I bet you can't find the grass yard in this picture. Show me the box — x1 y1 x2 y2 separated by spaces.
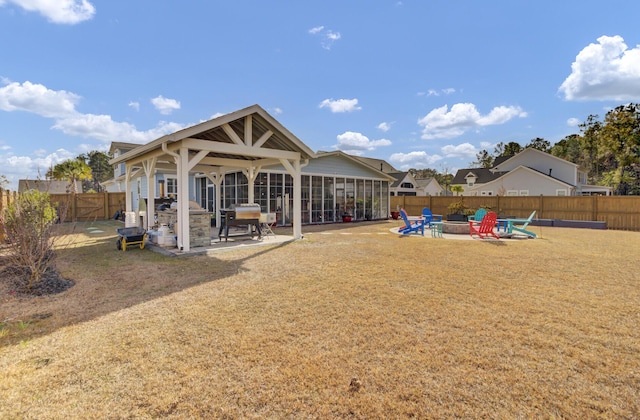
1 220 639 418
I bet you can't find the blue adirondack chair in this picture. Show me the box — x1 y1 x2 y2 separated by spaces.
422 207 443 227
399 209 425 236
507 211 537 238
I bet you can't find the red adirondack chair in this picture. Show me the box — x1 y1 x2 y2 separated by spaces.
469 211 500 240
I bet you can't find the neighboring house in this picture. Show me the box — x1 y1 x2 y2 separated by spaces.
388 172 419 196
415 177 443 196
451 148 612 196
18 179 82 194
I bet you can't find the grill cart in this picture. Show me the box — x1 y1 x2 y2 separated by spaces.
116 227 147 251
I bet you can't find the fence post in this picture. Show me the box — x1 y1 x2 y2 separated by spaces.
103 192 109 219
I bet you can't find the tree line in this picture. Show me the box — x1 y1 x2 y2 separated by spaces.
410 103 640 195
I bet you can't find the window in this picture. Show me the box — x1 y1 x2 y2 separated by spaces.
507 190 518 196
556 189 567 196
165 176 177 198
519 190 529 196
400 182 414 189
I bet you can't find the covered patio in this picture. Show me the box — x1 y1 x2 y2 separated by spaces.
109 104 316 252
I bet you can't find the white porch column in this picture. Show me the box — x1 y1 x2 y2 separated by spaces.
279 157 303 239
143 158 157 230
125 164 133 212
177 147 191 252
292 159 302 239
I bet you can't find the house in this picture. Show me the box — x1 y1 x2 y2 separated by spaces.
104 104 395 251
415 177 444 196
451 148 612 196
388 172 419 196
18 179 82 194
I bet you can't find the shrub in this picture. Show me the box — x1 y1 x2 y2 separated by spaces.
1 190 61 288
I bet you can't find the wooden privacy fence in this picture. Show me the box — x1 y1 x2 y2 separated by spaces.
49 192 126 222
0 190 126 223
391 195 640 231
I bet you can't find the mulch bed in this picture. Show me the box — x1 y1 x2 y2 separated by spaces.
0 265 75 297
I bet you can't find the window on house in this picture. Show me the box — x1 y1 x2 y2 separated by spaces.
519 190 529 196
556 189 567 196
507 190 518 196
400 182 413 188
165 176 178 198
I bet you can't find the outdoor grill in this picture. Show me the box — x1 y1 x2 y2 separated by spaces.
219 203 262 241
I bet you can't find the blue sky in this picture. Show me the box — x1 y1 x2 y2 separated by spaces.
1 1 640 190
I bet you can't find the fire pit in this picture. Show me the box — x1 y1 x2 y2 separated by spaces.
441 221 470 235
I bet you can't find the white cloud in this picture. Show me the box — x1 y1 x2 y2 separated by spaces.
319 98 361 113
272 107 283 115
567 117 580 127
377 122 391 132
424 88 456 97
441 142 478 159
0 80 186 145
0 0 95 24
335 131 391 155
0 147 77 189
559 35 640 101
308 25 341 50
151 95 180 115
53 114 183 143
418 103 527 139
128 101 140 111
0 81 79 118
389 151 443 170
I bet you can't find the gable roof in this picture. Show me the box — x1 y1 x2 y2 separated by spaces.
108 142 139 155
451 167 506 184
350 155 398 173
388 171 413 188
414 177 434 188
18 179 82 194
312 151 395 180
493 147 579 171
110 104 316 167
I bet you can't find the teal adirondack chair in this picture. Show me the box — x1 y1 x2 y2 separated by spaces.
469 208 487 222
507 211 537 238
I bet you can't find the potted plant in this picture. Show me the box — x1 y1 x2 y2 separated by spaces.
390 205 401 220
446 199 470 222
342 213 352 222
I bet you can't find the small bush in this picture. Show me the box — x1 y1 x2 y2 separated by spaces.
1 190 62 288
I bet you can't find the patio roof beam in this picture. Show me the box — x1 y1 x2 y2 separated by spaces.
181 138 300 160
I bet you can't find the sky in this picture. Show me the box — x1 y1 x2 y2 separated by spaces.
1 1 640 190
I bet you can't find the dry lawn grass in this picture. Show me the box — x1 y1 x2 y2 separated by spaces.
1 220 639 418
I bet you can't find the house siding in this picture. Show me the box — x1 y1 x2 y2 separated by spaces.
266 154 386 179
495 149 577 185
468 167 572 196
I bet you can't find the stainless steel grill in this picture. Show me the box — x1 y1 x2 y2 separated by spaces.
219 203 262 241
